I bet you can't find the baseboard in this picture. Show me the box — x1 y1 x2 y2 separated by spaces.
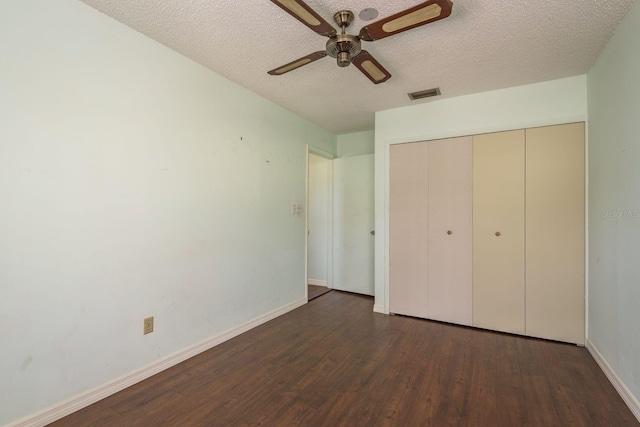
373 304 386 314
8 297 307 427
586 339 640 422
307 279 327 287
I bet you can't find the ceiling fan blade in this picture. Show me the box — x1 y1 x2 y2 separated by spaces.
352 51 391 84
270 0 337 37
268 51 328 76
359 0 453 42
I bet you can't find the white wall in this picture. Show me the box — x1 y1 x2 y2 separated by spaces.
337 130 375 157
0 1 336 424
374 76 587 312
307 154 331 285
587 0 640 412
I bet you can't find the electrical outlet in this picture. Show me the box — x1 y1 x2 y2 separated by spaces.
143 316 154 335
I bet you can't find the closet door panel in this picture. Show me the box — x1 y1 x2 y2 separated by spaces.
428 137 473 325
389 142 429 318
526 123 585 345
473 130 526 335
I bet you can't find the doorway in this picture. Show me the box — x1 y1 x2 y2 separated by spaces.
307 151 332 301
306 148 375 300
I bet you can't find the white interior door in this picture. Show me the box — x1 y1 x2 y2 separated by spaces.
332 154 375 295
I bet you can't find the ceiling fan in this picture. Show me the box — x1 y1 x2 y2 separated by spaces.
268 0 453 84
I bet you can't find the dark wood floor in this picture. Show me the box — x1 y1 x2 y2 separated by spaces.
50 291 638 426
308 284 331 300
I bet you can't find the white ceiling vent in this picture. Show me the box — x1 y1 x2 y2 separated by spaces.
408 87 441 100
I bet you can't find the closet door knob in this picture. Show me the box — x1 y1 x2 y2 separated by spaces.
495 231 501 237
447 230 453 235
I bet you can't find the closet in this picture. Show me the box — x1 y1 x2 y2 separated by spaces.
472 130 526 335
389 136 472 325
525 124 585 344
389 141 430 319
389 123 585 345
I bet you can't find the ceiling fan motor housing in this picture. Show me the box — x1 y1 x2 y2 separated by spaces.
326 34 361 66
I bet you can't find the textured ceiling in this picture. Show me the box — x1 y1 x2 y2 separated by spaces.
79 0 636 134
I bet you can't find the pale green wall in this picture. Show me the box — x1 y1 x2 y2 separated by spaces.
374 76 588 312
587 0 640 409
337 130 375 157
0 0 335 424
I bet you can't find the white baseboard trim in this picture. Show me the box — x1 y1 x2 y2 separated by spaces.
373 304 386 314
8 297 307 427
586 339 640 422
307 279 327 287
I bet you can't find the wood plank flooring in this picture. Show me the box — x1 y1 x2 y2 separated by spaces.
50 291 638 426
308 284 331 301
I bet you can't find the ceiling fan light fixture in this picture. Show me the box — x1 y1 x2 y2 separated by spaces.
382 4 442 33
337 52 351 67
408 87 441 100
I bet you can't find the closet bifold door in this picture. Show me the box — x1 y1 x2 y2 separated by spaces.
473 130 526 335
389 142 429 318
428 137 473 325
525 123 585 345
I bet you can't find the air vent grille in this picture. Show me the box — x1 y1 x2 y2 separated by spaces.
408 87 441 100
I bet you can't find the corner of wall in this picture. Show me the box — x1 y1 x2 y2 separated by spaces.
587 340 640 422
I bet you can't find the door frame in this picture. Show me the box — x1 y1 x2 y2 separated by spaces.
305 145 335 302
